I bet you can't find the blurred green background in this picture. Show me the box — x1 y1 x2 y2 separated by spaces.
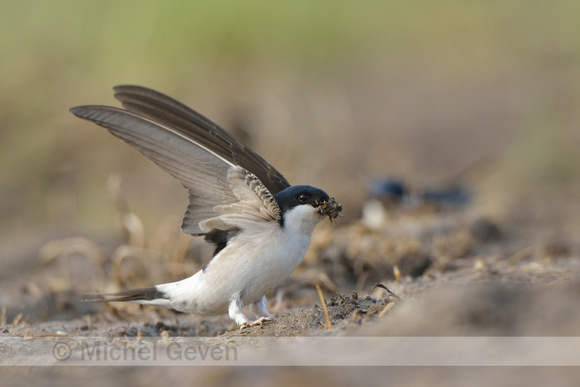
1 0 579 241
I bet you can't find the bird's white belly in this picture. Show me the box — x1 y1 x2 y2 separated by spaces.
164 227 312 315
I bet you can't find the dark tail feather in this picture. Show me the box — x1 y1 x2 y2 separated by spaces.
82 286 167 302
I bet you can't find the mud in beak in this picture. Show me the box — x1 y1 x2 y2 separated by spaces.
316 197 343 222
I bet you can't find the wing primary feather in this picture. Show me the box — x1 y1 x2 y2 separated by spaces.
112 85 291 195
69 105 236 169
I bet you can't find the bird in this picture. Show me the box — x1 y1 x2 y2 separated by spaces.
70 85 342 328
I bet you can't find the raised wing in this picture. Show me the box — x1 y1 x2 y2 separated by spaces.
70 86 290 236
112 85 291 195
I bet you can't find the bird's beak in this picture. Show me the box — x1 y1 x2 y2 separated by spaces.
316 197 342 222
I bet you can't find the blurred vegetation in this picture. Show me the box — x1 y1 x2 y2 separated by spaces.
1 1 579 238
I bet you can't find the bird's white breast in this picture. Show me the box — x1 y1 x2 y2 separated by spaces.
160 205 323 315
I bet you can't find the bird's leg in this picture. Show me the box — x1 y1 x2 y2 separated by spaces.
228 294 251 328
249 296 274 325
250 295 272 318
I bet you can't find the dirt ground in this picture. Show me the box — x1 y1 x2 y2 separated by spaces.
2 193 580 385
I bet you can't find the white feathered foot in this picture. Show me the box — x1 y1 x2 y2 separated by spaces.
229 294 274 329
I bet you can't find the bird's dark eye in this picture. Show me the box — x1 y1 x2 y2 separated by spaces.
298 193 311 202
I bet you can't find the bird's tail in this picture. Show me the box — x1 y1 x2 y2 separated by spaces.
82 286 170 306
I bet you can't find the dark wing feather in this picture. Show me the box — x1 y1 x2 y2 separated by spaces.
203 228 241 258
112 85 291 195
84 286 167 302
70 86 290 236
69 105 239 235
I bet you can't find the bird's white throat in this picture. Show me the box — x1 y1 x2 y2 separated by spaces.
282 204 325 235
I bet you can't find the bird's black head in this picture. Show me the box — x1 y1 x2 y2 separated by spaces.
274 185 342 227
274 185 330 213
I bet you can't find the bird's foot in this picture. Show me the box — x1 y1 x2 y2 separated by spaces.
253 316 274 325
239 316 274 329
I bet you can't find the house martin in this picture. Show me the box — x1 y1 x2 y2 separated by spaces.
70 86 342 327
